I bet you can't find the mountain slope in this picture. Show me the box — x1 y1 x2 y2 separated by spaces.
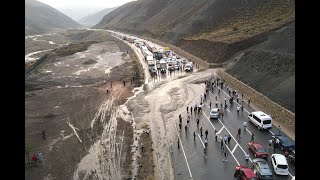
25 0 81 36
79 7 118 27
95 0 294 63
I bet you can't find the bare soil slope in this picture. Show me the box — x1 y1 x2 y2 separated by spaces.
226 21 295 112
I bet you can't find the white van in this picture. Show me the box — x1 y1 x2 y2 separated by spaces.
248 111 272 130
271 154 289 175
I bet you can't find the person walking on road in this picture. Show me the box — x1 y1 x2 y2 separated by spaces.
245 153 250 164
210 101 212 109
237 105 240 113
177 140 180 149
193 131 196 140
185 125 188 134
215 96 217 101
179 123 181 131
196 118 199 127
268 139 273 148
205 129 208 139
220 137 224 150
204 138 208 147
248 98 251 106
250 133 255 142
273 141 277 153
215 129 218 142
221 109 224 120
237 95 239 103
223 135 228 144
200 127 203 137
237 128 241 138
141 143 144 152
227 135 231 145
37 152 43 163
224 97 227 104
187 106 189 113
223 150 228 161
179 115 182 124
243 121 247 129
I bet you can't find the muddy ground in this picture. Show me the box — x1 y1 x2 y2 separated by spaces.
25 30 144 180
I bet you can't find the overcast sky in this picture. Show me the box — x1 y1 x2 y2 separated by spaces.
36 0 136 20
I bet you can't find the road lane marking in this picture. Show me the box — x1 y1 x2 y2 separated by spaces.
292 150 295 153
217 126 225 134
289 172 293 178
202 108 216 130
198 134 206 148
174 124 193 178
217 118 252 162
268 130 274 135
226 108 231 113
223 141 240 165
245 128 252 135
231 144 239 154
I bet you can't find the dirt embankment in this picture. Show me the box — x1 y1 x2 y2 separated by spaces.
25 32 145 180
217 70 295 138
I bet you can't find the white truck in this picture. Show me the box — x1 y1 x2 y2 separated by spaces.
159 59 167 73
184 62 193 72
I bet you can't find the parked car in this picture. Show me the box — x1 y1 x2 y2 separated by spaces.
271 154 289 175
247 142 268 159
252 158 273 180
270 135 295 151
234 165 257 180
209 108 220 119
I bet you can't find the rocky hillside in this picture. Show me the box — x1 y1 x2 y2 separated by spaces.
79 7 118 27
226 21 295 112
25 0 81 36
95 0 295 113
95 0 294 64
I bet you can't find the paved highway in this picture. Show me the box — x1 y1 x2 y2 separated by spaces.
171 79 295 180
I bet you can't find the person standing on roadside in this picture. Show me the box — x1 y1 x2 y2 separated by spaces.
42 129 46 140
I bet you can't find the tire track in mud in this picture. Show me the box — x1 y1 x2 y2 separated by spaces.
73 87 131 180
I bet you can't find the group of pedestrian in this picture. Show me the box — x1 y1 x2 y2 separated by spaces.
31 152 43 166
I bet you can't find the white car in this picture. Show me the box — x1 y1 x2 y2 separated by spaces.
271 154 289 175
210 108 220 119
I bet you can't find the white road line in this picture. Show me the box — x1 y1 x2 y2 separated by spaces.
245 128 252 135
223 141 240 166
216 118 253 163
202 112 216 130
268 130 274 135
231 144 239 154
226 108 231 113
217 126 225 134
292 150 295 153
174 124 193 178
289 172 293 178
198 134 206 148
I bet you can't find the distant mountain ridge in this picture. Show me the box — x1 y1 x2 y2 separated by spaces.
79 7 118 27
25 0 81 36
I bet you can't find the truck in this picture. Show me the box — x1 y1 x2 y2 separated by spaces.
159 59 167 73
167 61 175 71
154 51 163 60
146 55 153 61
184 62 193 72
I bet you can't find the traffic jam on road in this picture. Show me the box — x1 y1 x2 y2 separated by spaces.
172 79 295 180
110 31 197 79
109 31 295 180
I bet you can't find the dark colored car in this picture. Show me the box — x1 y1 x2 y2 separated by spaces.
270 135 295 151
234 165 257 180
248 142 268 159
252 158 273 180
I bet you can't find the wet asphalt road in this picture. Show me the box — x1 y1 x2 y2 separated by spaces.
171 82 295 180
